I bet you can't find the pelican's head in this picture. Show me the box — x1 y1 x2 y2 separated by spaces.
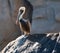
18 6 26 20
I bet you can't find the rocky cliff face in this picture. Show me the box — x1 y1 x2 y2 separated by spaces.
29 0 60 34
0 0 21 51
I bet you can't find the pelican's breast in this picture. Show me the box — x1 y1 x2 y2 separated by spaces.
19 19 30 33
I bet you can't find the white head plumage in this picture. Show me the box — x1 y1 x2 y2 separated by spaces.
18 6 26 20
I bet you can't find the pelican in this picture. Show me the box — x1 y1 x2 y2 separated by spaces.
16 0 33 35
16 7 31 35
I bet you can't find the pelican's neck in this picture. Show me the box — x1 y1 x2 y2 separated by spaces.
21 10 25 18
19 10 25 20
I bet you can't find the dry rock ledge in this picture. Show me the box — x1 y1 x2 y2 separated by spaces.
1 33 60 53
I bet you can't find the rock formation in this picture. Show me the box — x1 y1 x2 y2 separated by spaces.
1 33 60 53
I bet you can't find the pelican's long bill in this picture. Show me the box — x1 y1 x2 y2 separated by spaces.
16 11 21 25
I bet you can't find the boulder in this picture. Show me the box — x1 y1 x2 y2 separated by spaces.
1 33 60 53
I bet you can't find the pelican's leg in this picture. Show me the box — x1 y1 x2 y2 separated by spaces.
24 31 30 36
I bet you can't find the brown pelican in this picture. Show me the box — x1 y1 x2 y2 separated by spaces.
16 0 33 35
16 6 31 35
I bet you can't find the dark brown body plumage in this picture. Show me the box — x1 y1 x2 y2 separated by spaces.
19 21 30 35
